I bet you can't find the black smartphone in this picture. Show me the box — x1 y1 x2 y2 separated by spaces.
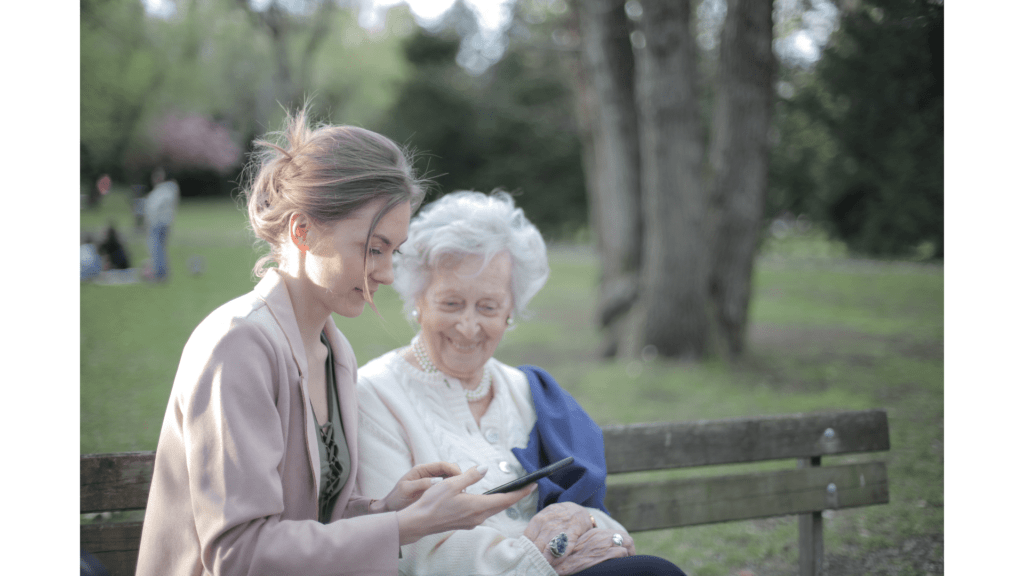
483 456 575 494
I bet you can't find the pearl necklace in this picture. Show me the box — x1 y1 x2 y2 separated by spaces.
411 336 493 403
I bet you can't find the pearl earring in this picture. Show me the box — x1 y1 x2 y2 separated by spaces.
506 316 514 326
412 310 419 319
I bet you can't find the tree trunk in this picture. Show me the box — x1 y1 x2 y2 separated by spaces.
707 0 775 357
632 0 711 360
576 0 643 358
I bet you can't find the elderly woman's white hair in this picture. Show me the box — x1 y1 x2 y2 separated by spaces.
393 190 550 322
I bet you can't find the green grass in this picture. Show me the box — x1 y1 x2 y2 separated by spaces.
81 188 943 575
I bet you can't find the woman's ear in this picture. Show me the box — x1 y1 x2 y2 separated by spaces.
288 213 311 252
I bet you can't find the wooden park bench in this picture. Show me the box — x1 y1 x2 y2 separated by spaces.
81 408 889 576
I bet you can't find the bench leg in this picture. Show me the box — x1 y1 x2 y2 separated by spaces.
798 457 823 576
799 510 823 576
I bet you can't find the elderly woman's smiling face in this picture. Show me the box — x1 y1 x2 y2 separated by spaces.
417 252 513 383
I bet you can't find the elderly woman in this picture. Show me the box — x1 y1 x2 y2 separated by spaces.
356 192 685 576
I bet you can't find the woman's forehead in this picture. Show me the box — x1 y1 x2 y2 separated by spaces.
429 252 511 293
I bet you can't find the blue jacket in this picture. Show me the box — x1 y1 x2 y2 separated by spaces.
511 365 609 513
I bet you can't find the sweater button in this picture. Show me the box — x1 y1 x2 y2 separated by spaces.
498 461 511 474
506 507 520 520
485 429 500 444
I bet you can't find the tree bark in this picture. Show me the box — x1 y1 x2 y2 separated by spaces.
708 0 775 357
632 0 711 359
576 0 643 358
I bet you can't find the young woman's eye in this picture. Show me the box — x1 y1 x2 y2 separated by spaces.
369 247 383 256
393 248 402 256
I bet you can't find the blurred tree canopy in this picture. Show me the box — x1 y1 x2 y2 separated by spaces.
80 0 942 259
769 0 943 258
382 0 588 237
81 0 410 198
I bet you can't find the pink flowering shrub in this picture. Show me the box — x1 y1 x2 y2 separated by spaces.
152 112 242 174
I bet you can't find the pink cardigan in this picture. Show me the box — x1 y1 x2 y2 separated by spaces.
136 270 400 576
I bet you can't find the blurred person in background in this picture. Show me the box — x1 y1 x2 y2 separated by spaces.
135 108 531 576
143 167 179 282
131 184 147 233
97 223 130 270
356 191 686 576
80 231 102 282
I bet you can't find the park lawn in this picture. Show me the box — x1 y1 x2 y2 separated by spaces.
81 189 943 575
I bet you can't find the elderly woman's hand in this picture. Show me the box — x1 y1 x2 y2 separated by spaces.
523 503 596 571
554 528 636 575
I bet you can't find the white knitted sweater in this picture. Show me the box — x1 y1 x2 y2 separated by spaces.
355 348 626 576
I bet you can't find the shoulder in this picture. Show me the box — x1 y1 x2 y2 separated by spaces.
356 350 403 394
491 358 534 404
176 291 286 385
190 290 276 342
492 358 528 387
360 348 403 383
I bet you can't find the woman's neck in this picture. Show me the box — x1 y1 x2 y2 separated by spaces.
278 269 331 354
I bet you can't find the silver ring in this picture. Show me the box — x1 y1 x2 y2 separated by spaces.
548 532 569 558
611 533 624 547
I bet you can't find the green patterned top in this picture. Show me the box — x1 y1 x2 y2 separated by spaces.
314 331 351 523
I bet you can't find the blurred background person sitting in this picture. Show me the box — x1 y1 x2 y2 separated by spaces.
97 223 131 270
80 232 102 282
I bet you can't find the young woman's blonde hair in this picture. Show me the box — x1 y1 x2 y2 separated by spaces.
242 107 427 286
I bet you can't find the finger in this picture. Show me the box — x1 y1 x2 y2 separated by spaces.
610 545 630 559
443 465 489 492
409 461 461 480
623 535 637 555
404 477 435 496
473 483 536 518
497 482 535 505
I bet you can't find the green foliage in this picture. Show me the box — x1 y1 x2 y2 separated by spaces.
80 0 411 196
382 7 587 239
80 0 165 184
769 0 943 259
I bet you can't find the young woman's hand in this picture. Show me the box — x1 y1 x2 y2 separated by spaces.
371 461 463 514
395 466 535 545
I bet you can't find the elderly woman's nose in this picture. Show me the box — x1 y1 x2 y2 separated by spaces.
454 310 481 337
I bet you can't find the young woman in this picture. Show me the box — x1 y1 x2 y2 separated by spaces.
135 111 532 576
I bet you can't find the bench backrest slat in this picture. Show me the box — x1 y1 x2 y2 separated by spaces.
602 409 890 473
81 522 143 576
79 411 891 513
605 461 888 531
81 452 156 513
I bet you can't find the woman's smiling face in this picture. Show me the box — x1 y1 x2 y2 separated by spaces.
416 252 513 384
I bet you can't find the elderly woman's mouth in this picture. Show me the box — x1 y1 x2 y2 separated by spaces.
448 338 482 352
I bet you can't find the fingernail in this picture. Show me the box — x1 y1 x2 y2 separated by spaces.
476 465 489 476
431 477 443 485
